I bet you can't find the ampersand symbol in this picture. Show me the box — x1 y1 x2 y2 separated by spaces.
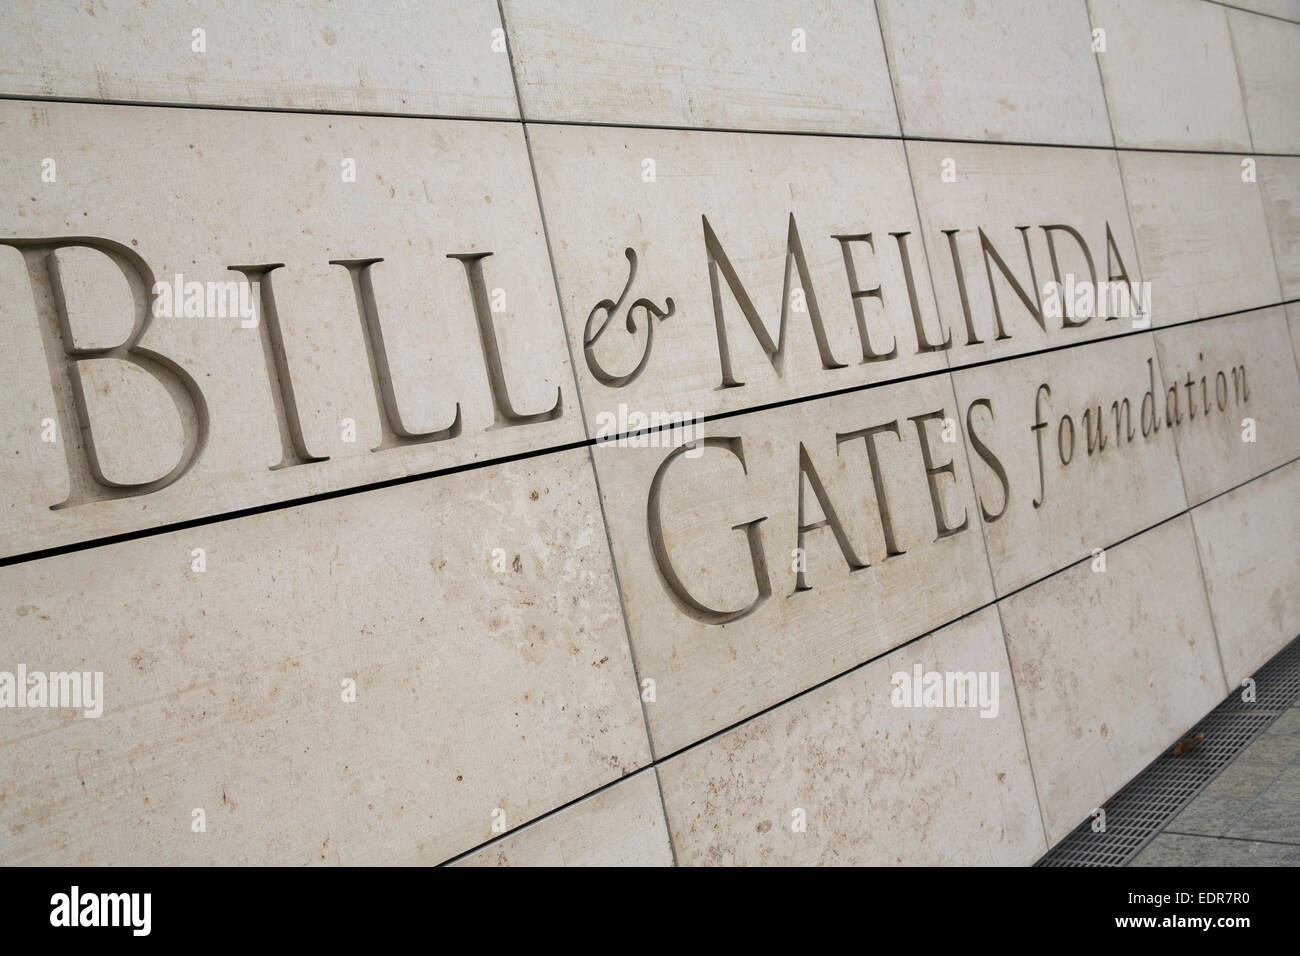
583 247 675 388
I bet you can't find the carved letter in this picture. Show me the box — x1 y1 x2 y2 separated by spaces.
979 226 1041 336
703 213 846 387
228 262 330 468
908 410 970 540
965 398 1009 523
647 437 771 625
830 233 897 362
1031 383 1051 509
941 228 984 346
583 247 674 388
4 237 208 508
835 420 906 560
790 442 868 594
330 258 462 451
1105 222 1133 283
448 252 563 428
1040 225 1096 329
892 231 951 353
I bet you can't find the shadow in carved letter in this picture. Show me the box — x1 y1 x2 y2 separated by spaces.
2 237 208 509
583 247 674 389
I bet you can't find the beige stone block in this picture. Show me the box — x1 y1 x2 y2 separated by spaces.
0 0 518 117
876 0 1111 145
501 0 899 133
454 770 673 866
1000 516 1226 845
1119 151 1280 325
530 124 949 428
1155 307 1300 504
907 140 1143 367
0 101 582 558
1223 0 1300 21
1088 0 1252 150
1259 156 1300 300
658 607 1046 865
1228 8 1300 154
952 332 1186 595
592 373 995 755
0 450 650 864
1192 460 1300 688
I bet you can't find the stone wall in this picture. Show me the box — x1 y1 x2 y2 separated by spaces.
0 0 1297 865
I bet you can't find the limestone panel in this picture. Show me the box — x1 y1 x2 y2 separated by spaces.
907 140 1143 367
1119 151 1280 326
1227 8 1300 154
876 0 1111 145
501 0 899 134
1259 156 1300 300
658 608 1046 865
1088 0 1252 150
1191 460 1300 688
1000 516 1227 845
0 0 517 117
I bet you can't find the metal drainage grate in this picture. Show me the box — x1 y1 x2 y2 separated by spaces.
1036 635 1300 867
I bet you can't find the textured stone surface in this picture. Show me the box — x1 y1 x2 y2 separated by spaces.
0 450 649 864
876 0 1111 145
1000 516 1227 844
454 771 673 866
502 0 898 134
1192 461 1300 688
0 0 518 117
1227 7 1300 154
658 607 1046 865
1119 151 1281 326
1089 0 1252 150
